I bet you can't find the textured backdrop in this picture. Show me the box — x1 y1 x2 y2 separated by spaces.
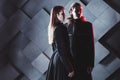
0 0 120 80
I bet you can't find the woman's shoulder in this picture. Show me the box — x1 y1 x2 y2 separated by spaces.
55 23 67 32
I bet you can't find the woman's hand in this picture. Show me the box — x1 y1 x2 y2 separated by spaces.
87 66 93 74
68 71 75 78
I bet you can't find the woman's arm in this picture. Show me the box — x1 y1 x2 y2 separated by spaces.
55 25 74 73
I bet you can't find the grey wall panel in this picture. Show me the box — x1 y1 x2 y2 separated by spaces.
36 29 49 52
21 76 30 80
99 21 120 58
100 53 117 65
98 7 120 30
7 10 31 31
23 41 42 62
0 13 6 28
32 9 49 30
0 0 120 80
22 0 70 17
44 45 53 59
104 0 120 14
9 0 28 8
0 46 9 68
9 51 42 80
104 57 120 75
87 0 109 17
18 9 49 52
39 73 47 80
7 9 49 52
22 0 45 17
8 32 42 80
0 63 19 80
21 23 49 52
93 19 109 41
8 31 30 51
43 0 70 13
106 68 120 80
0 21 19 51
32 53 49 74
83 7 96 22
0 9 30 51
0 0 17 19
92 64 109 80
106 24 120 55
80 0 91 5
95 42 109 65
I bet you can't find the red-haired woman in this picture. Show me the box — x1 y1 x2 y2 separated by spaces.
46 6 74 80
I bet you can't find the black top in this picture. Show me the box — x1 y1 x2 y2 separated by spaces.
46 23 74 80
67 19 94 68
53 23 73 72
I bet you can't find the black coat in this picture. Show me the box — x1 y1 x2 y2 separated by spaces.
67 19 95 80
46 23 73 80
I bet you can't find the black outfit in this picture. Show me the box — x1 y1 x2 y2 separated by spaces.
46 23 73 80
67 19 94 80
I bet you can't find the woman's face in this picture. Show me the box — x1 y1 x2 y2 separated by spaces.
57 9 65 22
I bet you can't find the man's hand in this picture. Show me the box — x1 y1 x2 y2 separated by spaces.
68 71 75 78
87 66 93 74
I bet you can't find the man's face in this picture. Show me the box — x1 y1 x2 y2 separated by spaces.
72 7 81 19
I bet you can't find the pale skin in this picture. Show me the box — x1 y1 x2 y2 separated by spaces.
57 9 75 78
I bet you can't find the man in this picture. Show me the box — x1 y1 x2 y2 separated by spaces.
66 2 95 80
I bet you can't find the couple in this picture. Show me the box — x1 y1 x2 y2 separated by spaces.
46 2 94 80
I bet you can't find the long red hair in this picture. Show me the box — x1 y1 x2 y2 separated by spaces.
48 6 64 44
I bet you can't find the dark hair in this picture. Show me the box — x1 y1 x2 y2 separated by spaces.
69 2 82 18
50 6 64 27
48 6 64 44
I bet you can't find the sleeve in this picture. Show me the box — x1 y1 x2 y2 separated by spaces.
88 23 95 68
55 26 73 73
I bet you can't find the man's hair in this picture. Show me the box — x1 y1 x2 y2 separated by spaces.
69 2 82 18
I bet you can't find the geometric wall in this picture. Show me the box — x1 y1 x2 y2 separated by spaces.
0 0 120 80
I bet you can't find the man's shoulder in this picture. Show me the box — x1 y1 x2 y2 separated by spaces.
83 21 92 27
83 21 92 25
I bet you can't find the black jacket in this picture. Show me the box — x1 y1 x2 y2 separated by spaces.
67 19 95 68
53 23 73 72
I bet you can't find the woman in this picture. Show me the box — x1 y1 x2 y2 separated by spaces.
46 6 74 80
